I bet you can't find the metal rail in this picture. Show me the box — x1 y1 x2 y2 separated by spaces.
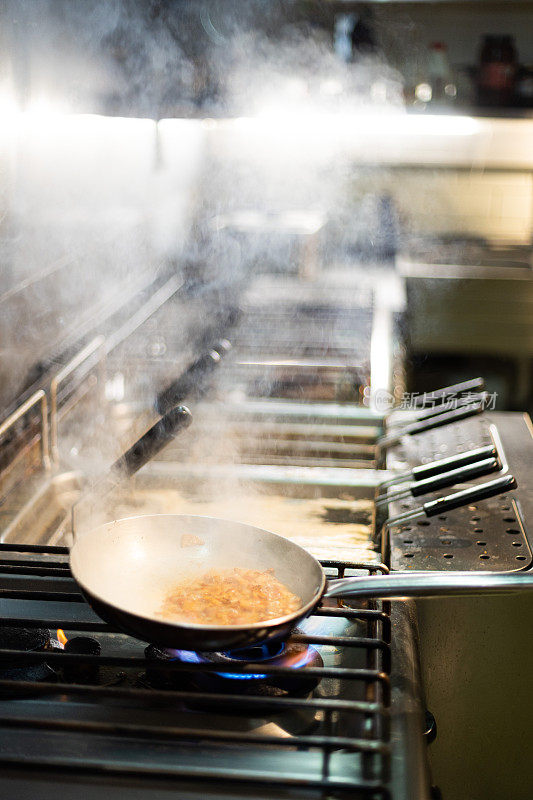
50 335 106 464
49 274 185 464
0 389 50 470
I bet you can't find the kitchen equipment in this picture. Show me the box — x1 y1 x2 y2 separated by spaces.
382 378 485 433
111 405 192 476
69 474 518 651
375 455 500 507
378 400 484 450
70 404 192 536
412 377 485 408
385 410 533 800
383 475 515 526
0 246 529 800
386 391 487 431
155 341 231 416
377 443 496 491
0 550 403 800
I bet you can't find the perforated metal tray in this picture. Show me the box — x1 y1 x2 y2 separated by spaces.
385 415 532 572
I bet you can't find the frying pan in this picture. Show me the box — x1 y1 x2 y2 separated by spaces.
70 475 533 652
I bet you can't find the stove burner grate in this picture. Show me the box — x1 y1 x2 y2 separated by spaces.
0 544 392 797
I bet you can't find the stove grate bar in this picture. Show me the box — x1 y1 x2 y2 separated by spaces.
0 565 71 576
0 544 69 554
0 678 388 714
315 608 388 619
0 559 69 569
0 589 84 602
320 560 389 573
0 647 390 684
0 619 116 632
291 633 390 652
0 754 391 797
0 713 390 753
0 591 393 616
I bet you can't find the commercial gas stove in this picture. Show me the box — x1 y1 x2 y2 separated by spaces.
0 272 532 800
0 556 409 799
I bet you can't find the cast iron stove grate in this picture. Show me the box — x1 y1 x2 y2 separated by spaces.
0 543 391 798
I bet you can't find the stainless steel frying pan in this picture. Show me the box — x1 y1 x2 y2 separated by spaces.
70 508 533 652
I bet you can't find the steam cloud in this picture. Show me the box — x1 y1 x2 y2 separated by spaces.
2 1 400 560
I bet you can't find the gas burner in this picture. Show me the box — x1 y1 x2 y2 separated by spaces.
144 639 323 698
0 627 56 684
62 636 101 684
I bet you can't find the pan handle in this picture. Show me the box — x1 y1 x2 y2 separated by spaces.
70 405 192 536
155 350 222 415
111 404 192 477
324 569 533 600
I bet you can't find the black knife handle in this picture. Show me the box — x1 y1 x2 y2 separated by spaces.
112 405 192 477
411 457 499 498
413 377 485 408
411 445 496 481
423 475 517 517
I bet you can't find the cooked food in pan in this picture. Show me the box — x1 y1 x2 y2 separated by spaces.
159 568 301 626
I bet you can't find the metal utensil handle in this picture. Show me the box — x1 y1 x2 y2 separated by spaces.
377 457 500 507
400 402 483 437
411 444 496 481
412 377 485 408
111 405 192 477
325 569 533 600
379 403 483 449
387 392 486 430
155 351 221 415
386 474 516 526
423 474 516 517
410 456 500 498
377 444 497 491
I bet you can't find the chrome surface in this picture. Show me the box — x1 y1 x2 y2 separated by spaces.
326 568 533 599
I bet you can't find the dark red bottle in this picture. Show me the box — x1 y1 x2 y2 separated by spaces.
478 35 517 107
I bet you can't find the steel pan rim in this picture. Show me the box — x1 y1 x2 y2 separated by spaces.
70 513 327 635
